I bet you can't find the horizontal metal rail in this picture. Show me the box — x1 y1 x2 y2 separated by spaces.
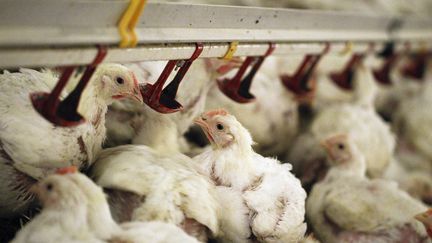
1 41 430 69
0 1 431 68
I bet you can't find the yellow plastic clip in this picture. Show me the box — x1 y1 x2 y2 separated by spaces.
339 41 353 56
220 41 239 60
129 0 147 47
118 0 147 48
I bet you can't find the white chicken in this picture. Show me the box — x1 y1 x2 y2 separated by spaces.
105 59 230 154
287 63 395 189
11 172 101 243
68 168 200 243
388 75 432 207
307 134 429 243
372 57 432 197
0 64 142 217
12 169 199 243
193 109 307 243
90 145 219 242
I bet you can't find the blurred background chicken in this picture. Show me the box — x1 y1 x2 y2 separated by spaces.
11 170 98 243
393 63 432 172
383 157 432 205
12 169 200 243
307 134 428 243
287 62 395 190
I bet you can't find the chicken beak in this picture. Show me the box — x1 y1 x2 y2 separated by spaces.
415 212 428 224
130 85 144 104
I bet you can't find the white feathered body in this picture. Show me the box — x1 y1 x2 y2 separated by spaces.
90 145 219 242
66 171 201 243
308 173 429 243
112 221 200 243
312 104 395 177
194 147 307 243
307 137 429 243
11 204 99 243
12 172 199 243
383 157 432 204
287 64 395 180
0 69 106 216
288 104 395 182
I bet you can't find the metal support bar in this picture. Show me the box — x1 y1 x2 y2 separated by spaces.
0 1 432 47
0 1 431 68
1 41 430 69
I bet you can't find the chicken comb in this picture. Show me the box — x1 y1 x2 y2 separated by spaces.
205 108 229 117
56 166 78 175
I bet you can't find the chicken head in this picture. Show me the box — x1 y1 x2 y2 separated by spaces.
95 64 143 103
321 134 353 165
30 173 84 209
194 108 253 149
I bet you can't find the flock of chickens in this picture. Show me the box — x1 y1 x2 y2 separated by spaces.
0 44 431 243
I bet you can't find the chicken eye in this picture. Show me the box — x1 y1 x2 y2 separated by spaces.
116 77 125 85
216 124 224 130
46 183 53 192
337 143 345 150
